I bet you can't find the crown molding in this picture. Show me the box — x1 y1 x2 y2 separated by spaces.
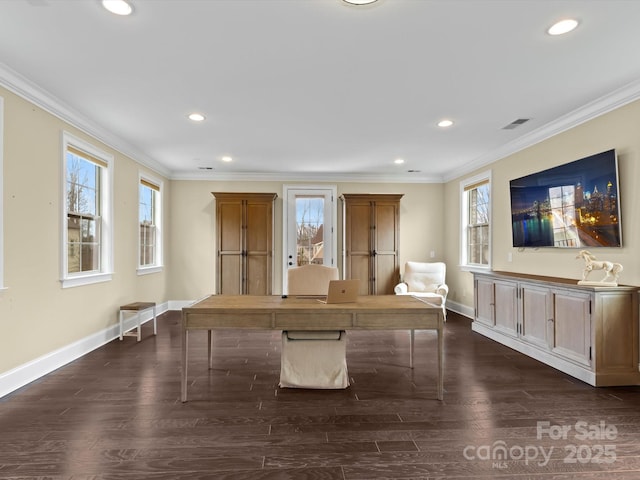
169 170 443 184
0 62 170 178
443 78 640 183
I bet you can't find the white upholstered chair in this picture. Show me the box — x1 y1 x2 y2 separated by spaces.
279 264 349 389
394 261 448 313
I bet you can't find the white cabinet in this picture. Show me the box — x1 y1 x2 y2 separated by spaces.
473 271 640 387
493 279 519 338
520 283 552 350
474 276 495 327
551 290 592 368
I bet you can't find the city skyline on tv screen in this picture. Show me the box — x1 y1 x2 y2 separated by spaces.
510 149 621 248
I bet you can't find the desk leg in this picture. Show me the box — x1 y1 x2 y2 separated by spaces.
181 327 189 403
208 330 213 369
437 321 443 401
136 312 142 342
409 330 414 369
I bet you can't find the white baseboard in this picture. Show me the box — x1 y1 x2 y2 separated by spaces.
4 295 467 399
168 299 200 310
0 301 169 399
446 299 474 319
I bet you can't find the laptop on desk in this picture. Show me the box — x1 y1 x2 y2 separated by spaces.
317 279 360 304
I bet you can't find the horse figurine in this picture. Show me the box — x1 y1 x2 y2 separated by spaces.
576 250 623 285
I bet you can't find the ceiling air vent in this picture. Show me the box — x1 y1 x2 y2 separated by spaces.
502 118 531 130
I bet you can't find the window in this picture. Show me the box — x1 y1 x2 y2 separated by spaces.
461 171 491 269
0 96 4 291
61 132 113 288
138 175 163 274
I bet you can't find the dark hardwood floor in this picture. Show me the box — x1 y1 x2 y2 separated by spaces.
1 310 640 479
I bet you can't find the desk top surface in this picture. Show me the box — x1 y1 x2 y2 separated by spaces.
183 294 441 314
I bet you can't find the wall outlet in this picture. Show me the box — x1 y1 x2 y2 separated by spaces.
430 250 435 258
507 252 513 262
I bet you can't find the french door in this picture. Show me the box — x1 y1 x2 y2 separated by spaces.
282 185 337 294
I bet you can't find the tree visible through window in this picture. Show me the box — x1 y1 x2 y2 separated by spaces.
461 173 491 268
139 179 159 267
468 182 490 265
66 149 101 274
295 196 324 265
62 133 112 288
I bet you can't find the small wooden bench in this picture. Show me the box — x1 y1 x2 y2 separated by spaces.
119 302 157 341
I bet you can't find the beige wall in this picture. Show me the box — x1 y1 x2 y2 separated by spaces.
0 87 170 374
4 77 638 386
444 98 640 311
168 181 444 299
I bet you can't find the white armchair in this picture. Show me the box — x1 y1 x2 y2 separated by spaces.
279 264 349 389
395 261 448 317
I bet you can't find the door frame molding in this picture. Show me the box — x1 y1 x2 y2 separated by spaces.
282 184 338 294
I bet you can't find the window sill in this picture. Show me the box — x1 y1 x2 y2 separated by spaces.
61 272 113 289
137 265 163 276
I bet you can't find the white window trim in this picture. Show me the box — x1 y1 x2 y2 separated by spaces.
0 96 5 292
60 131 114 288
137 172 163 275
460 170 492 272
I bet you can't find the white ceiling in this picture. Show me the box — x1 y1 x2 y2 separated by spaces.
1 0 640 182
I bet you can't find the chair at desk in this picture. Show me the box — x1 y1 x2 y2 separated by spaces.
279 264 349 389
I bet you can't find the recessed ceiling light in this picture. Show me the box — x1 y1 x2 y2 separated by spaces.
221 156 233 163
394 158 405 165
437 119 454 128
342 0 378 5
102 0 133 16
188 113 205 122
547 19 579 36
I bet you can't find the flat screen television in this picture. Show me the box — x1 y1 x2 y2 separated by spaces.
509 149 621 248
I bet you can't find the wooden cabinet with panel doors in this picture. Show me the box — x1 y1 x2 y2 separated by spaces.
473 271 640 387
212 192 277 295
341 194 403 295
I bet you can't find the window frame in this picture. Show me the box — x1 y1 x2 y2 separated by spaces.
0 96 4 292
460 170 492 271
137 172 163 275
61 132 114 288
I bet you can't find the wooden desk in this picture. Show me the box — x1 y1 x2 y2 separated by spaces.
181 295 444 402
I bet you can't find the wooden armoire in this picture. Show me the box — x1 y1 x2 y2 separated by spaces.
212 192 277 295
341 194 403 295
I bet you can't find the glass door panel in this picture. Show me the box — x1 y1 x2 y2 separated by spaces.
283 185 337 293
